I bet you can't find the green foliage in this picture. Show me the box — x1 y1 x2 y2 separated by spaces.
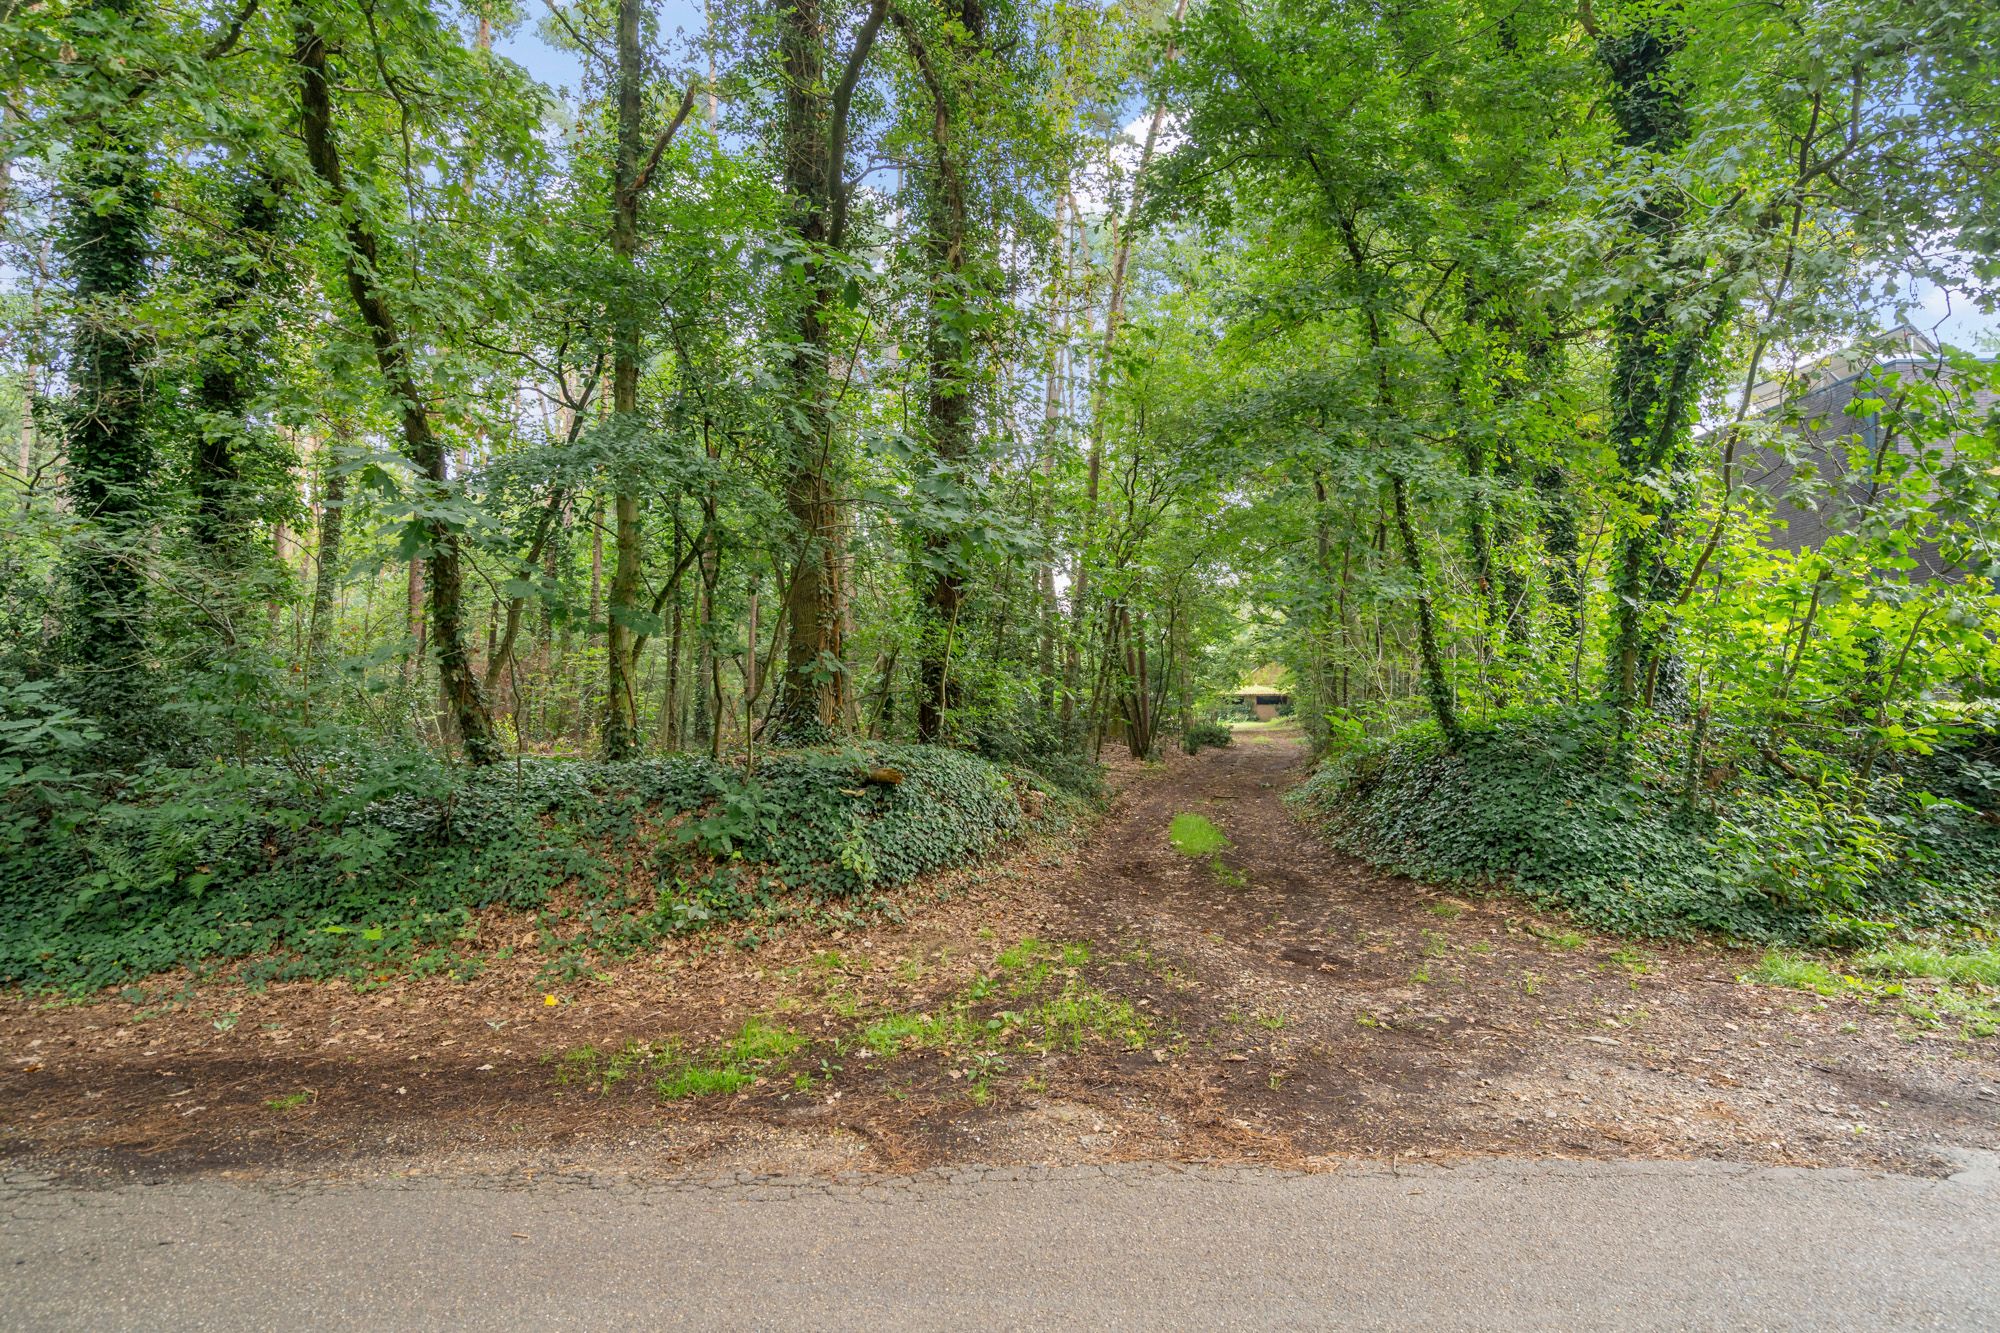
1292 708 2000 943
1743 948 2000 1038
1182 720 1234 754
0 742 1068 993
1168 813 1228 858
2 0 1997 996
968 715 1103 797
553 1018 808 1099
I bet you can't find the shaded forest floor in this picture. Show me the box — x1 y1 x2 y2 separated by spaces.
4 727 1996 1183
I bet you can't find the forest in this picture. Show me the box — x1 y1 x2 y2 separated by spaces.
1 0 1997 993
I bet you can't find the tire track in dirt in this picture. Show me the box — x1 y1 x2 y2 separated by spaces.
1042 728 2000 1174
3 728 1995 1181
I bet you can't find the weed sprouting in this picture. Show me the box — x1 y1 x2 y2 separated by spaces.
1168 814 1246 888
1169 813 1228 857
552 1018 806 1101
1607 946 1654 974
1743 949 1999 1040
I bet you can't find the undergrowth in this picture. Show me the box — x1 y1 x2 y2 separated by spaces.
1168 812 1245 888
554 937 1157 1106
0 743 1095 994
1290 706 2000 945
1182 720 1233 754
1743 948 1999 1039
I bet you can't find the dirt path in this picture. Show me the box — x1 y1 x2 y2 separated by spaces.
3 730 1995 1181
1035 729 1999 1172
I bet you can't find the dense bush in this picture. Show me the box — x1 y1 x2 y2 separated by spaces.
967 712 1104 797
0 742 1082 993
1183 720 1234 754
1290 707 2000 944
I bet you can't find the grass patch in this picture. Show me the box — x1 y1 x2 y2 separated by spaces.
1169 813 1228 857
1606 946 1654 974
1743 948 1999 1039
552 1017 807 1101
858 1009 976 1056
1168 813 1245 888
1853 944 2000 987
264 1091 314 1112
556 936 1162 1110
846 938 1156 1100
1743 952 1848 995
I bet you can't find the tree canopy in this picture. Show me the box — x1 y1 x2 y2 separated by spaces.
2 0 1998 962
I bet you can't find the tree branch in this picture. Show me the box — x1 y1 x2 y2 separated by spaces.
628 79 701 199
203 0 260 61
827 0 889 250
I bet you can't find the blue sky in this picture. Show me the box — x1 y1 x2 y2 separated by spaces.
488 11 1998 355
493 2 708 101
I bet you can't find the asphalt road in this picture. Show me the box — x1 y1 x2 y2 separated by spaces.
5 1154 1999 1330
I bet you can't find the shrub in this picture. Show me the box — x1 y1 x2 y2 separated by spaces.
967 712 1102 796
1288 706 2000 943
0 742 1081 993
1183 720 1234 754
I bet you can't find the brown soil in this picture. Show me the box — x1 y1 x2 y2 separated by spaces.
4 728 1996 1183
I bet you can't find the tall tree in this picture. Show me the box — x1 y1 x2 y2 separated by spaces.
1591 3 1709 722
768 0 888 739
53 0 159 743
188 168 286 579
602 0 697 759
891 0 982 742
291 11 501 764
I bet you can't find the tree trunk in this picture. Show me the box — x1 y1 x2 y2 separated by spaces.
602 0 647 759
769 0 886 739
306 431 346 683
293 15 499 763
56 0 157 743
1391 474 1462 746
191 170 283 572
1595 16 1709 724
893 5 978 743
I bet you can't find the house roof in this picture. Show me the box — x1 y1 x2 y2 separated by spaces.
1733 345 1995 582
